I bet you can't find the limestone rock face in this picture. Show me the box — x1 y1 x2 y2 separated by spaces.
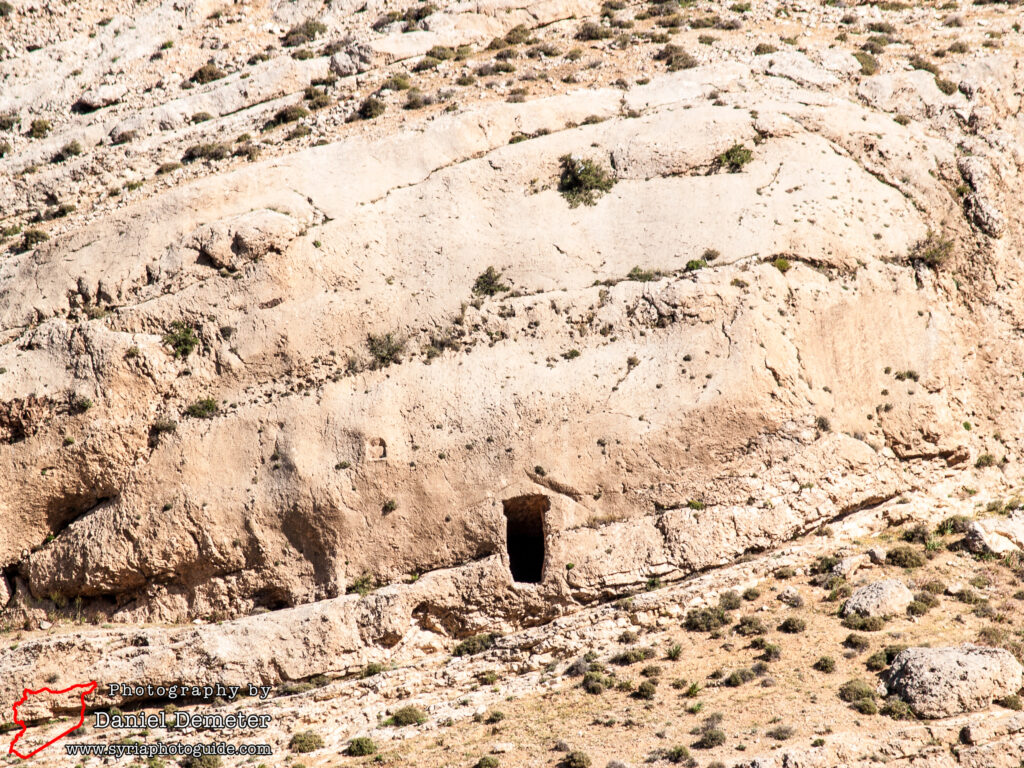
887 645 1024 718
188 209 303 270
329 40 375 77
964 513 1024 556
841 580 914 618
74 84 128 112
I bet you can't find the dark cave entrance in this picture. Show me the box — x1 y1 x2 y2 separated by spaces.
503 495 549 583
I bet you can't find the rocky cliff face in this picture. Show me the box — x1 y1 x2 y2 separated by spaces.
2 0 1024 764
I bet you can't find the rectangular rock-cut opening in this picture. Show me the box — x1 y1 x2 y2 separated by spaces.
503 494 549 583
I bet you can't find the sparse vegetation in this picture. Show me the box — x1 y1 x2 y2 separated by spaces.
453 633 497 656
473 267 510 296
714 144 753 173
558 155 616 207
191 63 227 84
387 705 427 727
162 322 199 358
346 737 377 756
366 332 406 369
283 18 327 47
288 731 324 753
185 398 219 419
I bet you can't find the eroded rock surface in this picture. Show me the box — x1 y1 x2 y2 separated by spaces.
842 580 914 618
888 645 1024 718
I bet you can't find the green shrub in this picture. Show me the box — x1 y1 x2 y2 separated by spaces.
288 731 324 753
182 143 229 162
191 63 227 84
842 614 886 632
852 698 878 715
383 73 412 91
887 546 926 568
865 651 887 671
907 231 953 268
576 21 612 40
778 617 806 634
694 728 726 748
735 615 767 636
715 144 753 173
611 647 655 665
185 398 219 419
813 656 835 673
283 18 327 47
772 257 791 273
563 751 591 768
162 322 199 358
265 104 308 130
476 758 500 768
582 670 613 694
654 44 696 71
665 745 690 763
635 679 657 699
766 725 794 740
627 266 659 281
853 51 879 75
388 705 427 726
724 668 755 687
936 516 970 536
558 155 616 208
754 43 777 55
997 694 1023 710
718 590 741 610
357 97 386 120
666 643 682 660
844 633 871 651
473 267 510 296
348 573 376 596
838 678 876 704
28 119 51 138
21 229 49 251
453 633 496 656
157 162 183 175
880 697 915 719
743 587 761 601
366 332 405 369
346 737 376 756
52 140 83 163
685 607 728 632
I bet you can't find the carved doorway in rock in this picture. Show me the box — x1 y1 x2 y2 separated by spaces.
503 494 549 583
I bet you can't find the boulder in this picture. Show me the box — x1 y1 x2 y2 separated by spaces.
777 586 804 607
841 580 913 617
762 51 840 88
330 40 374 77
833 554 868 578
74 84 128 112
888 645 1023 718
0 574 10 608
189 209 300 270
964 512 1024 556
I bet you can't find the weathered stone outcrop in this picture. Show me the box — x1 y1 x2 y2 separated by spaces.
888 645 1024 718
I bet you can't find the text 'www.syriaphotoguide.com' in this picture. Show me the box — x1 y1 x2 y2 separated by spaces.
65 742 272 758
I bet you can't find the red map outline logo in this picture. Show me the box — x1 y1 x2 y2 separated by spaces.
7 681 98 759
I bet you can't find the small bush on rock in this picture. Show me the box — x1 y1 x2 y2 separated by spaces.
558 155 616 207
